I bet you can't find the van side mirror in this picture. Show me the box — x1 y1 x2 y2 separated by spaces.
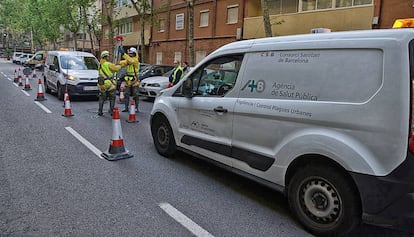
182 79 193 98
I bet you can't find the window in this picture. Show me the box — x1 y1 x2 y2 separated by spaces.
227 5 238 24
76 33 86 40
268 0 299 14
158 19 166 32
187 55 243 97
176 13 184 30
156 52 163 64
119 21 133 34
174 52 182 64
299 0 372 11
200 10 209 27
115 0 129 8
196 51 206 64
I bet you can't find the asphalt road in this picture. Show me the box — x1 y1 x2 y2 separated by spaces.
0 59 412 237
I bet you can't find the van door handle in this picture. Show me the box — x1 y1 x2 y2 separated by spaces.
214 106 228 113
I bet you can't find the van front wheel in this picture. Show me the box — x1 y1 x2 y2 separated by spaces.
288 165 361 237
151 116 176 157
57 83 65 101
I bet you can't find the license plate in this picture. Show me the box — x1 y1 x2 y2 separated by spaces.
84 86 98 91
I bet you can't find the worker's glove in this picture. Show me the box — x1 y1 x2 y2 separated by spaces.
118 46 125 55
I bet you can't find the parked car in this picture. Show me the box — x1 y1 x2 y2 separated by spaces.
138 67 194 98
15 53 33 65
138 64 174 80
138 68 174 98
44 50 99 100
24 50 46 69
12 52 23 63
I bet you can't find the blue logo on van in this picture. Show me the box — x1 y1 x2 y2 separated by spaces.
242 80 265 93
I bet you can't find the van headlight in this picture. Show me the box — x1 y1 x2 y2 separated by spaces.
66 75 77 81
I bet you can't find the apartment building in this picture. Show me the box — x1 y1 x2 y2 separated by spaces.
149 0 244 65
99 0 414 65
244 0 374 38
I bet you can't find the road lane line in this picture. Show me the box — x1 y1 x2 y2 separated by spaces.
34 101 52 113
65 127 104 160
159 202 214 237
13 83 18 87
21 90 30 96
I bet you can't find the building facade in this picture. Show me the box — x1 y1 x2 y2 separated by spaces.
99 0 414 65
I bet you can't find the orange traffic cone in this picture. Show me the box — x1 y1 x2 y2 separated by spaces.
34 79 46 101
13 69 19 83
24 74 31 90
62 91 74 117
101 107 133 161
126 100 138 123
32 68 37 78
119 86 125 103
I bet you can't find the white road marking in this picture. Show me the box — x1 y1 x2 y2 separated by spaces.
21 90 30 96
159 202 214 237
65 127 104 159
13 83 19 87
34 101 52 114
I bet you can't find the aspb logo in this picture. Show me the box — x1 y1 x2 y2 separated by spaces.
241 80 265 93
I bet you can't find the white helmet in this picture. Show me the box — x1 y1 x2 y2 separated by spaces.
128 47 137 54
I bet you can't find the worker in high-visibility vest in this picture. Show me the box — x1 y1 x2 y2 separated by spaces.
169 60 184 86
119 47 140 112
97 50 121 116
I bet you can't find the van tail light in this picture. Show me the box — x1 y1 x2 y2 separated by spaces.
410 79 414 153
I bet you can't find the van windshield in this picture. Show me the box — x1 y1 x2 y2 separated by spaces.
60 56 99 70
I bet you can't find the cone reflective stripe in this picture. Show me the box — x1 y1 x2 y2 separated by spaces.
101 107 133 161
35 79 46 101
24 74 31 90
126 100 138 123
119 87 125 102
62 91 74 117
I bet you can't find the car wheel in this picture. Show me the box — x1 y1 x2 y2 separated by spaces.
288 164 361 237
57 83 65 101
151 115 176 157
44 78 51 93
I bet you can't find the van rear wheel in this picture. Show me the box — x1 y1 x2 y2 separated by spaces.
151 116 176 157
288 164 361 237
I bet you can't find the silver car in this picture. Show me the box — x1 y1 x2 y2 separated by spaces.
138 68 175 98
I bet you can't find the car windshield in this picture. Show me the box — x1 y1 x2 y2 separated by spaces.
60 56 98 70
163 68 175 77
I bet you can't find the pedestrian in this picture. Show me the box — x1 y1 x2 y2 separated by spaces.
119 47 140 112
169 60 184 86
97 50 121 116
182 61 191 75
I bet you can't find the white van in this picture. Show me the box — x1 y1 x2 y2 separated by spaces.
12 52 23 64
44 51 99 100
150 29 414 236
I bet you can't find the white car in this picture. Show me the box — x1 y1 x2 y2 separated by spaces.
138 67 193 98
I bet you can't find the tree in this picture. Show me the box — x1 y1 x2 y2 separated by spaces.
187 0 194 66
261 0 272 37
129 0 152 62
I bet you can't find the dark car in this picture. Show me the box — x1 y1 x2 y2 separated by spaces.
138 64 174 80
116 63 150 92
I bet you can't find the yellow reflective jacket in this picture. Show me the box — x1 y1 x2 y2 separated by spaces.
98 59 121 92
120 54 140 87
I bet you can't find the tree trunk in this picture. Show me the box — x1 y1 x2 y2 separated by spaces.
187 0 194 66
261 0 272 37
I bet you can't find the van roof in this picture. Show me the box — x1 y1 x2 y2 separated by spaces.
211 29 414 56
47 50 96 57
